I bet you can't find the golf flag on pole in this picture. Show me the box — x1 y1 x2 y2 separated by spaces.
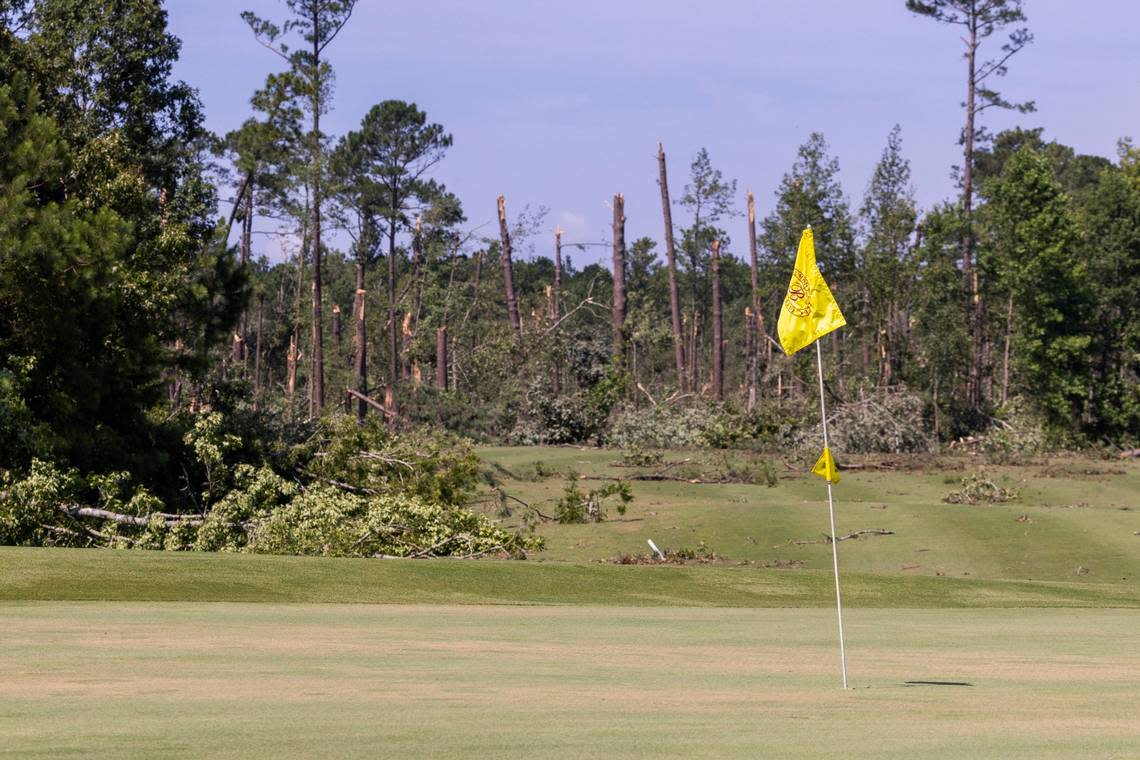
812 447 840 484
777 227 846 356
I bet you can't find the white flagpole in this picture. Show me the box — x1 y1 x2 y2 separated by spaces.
815 339 849 689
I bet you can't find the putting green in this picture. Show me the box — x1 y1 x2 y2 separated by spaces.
2 603 1137 759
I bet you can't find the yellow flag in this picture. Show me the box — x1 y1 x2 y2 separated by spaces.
812 447 840 484
777 227 846 355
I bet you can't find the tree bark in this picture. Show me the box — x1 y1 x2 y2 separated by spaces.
551 226 563 394
497 195 522 339
436 326 448 390
386 189 400 415
746 191 763 409
332 304 342 347
710 239 724 402
1001 293 1013 405
657 143 686 391
611 192 627 368
354 261 368 422
308 19 325 419
253 295 263 409
406 216 425 379
963 13 980 408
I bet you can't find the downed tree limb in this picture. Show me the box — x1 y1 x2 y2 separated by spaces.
60 505 205 528
345 388 397 419
1119 448 1140 459
781 529 895 546
582 474 700 483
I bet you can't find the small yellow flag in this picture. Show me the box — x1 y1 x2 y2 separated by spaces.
777 227 846 355
812 447 840 484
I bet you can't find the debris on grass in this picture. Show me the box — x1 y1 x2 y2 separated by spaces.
943 473 1019 504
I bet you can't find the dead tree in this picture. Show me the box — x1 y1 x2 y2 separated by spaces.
552 226 563 393
332 304 342 347
353 270 367 422
657 142 686 391
611 193 627 368
746 191 765 409
711 239 724 402
497 195 522 339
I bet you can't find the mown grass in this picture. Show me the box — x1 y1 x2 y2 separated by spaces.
2 546 1137 608
2 603 1137 759
3 449 1138 758
477 446 1140 585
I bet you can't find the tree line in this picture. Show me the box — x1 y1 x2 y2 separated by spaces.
1 1 1138 548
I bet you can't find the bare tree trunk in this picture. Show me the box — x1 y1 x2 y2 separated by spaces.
436 326 448 390
253 295 263 409
234 184 253 369
963 15 980 408
1001 293 1013 406
657 143 686 391
353 262 367 422
406 217 424 379
711 239 724 402
332 304 341 348
497 196 522 339
309 138 324 415
611 192 627 368
552 226 563 394
287 330 298 403
386 199 399 415
746 191 762 409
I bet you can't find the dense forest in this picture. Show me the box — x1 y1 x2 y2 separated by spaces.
1 0 1137 555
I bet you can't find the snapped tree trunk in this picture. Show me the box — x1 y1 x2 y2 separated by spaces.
309 114 325 417
746 190 762 409
551 226 563 394
611 192 627 369
353 261 368 422
962 15 980 408
332 304 342 348
497 195 522 339
657 143 686 391
386 195 399 414
711 239 724 402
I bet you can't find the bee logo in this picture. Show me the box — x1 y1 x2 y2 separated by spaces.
784 268 813 318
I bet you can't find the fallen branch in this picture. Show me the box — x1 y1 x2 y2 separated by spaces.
345 388 397 419
59 505 204 528
1119 448 1140 459
785 529 895 546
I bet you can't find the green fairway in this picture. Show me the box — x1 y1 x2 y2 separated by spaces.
477 447 1140 584
3 547 1138 608
3 449 1138 758
2 603 1137 759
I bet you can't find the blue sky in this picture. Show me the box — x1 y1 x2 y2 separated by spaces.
168 0 1140 263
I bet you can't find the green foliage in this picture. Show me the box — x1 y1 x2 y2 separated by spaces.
0 459 78 546
298 417 481 507
554 473 632 524
983 146 1091 437
248 489 540 558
